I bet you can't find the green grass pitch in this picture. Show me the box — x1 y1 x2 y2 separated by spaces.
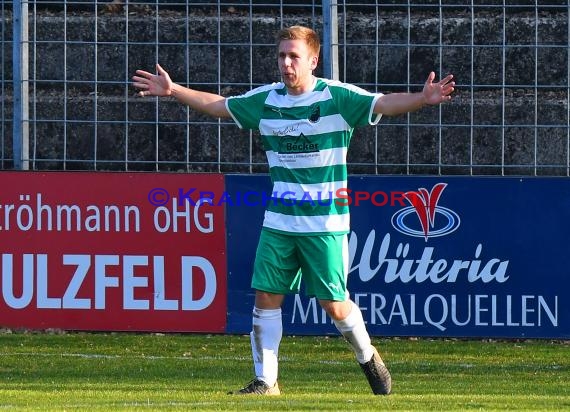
0 331 568 411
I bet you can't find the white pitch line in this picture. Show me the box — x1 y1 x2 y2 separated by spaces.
4 352 561 370
0 351 348 364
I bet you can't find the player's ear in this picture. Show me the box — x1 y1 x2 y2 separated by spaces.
310 55 319 70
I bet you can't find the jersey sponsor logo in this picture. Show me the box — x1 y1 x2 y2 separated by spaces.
272 123 300 136
278 133 320 154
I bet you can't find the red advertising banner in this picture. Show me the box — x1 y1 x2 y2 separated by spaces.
0 171 227 332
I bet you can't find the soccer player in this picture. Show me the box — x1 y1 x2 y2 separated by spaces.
133 25 455 395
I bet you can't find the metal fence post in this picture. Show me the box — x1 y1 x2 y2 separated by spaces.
12 0 29 170
322 0 339 80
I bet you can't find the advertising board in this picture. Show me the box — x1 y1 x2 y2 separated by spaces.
226 174 569 338
0 172 227 332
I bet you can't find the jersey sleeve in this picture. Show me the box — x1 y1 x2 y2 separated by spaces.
328 82 383 128
225 84 276 130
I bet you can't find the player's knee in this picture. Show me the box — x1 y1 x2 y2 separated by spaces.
254 290 284 309
319 299 351 321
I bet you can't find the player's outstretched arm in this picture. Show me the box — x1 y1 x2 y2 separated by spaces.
374 71 455 116
132 63 231 118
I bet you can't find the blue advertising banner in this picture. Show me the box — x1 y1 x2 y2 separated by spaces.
225 175 570 339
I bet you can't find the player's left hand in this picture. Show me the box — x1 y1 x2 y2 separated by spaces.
423 72 455 105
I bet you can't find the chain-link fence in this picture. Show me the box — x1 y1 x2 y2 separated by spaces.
2 1 569 175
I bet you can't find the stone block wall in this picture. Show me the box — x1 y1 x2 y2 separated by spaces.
2 5 568 175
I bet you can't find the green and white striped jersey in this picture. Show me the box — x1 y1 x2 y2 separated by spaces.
226 77 383 235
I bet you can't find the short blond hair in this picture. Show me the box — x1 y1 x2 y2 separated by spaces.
276 26 321 56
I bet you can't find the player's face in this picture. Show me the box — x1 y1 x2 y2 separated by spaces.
278 39 318 95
